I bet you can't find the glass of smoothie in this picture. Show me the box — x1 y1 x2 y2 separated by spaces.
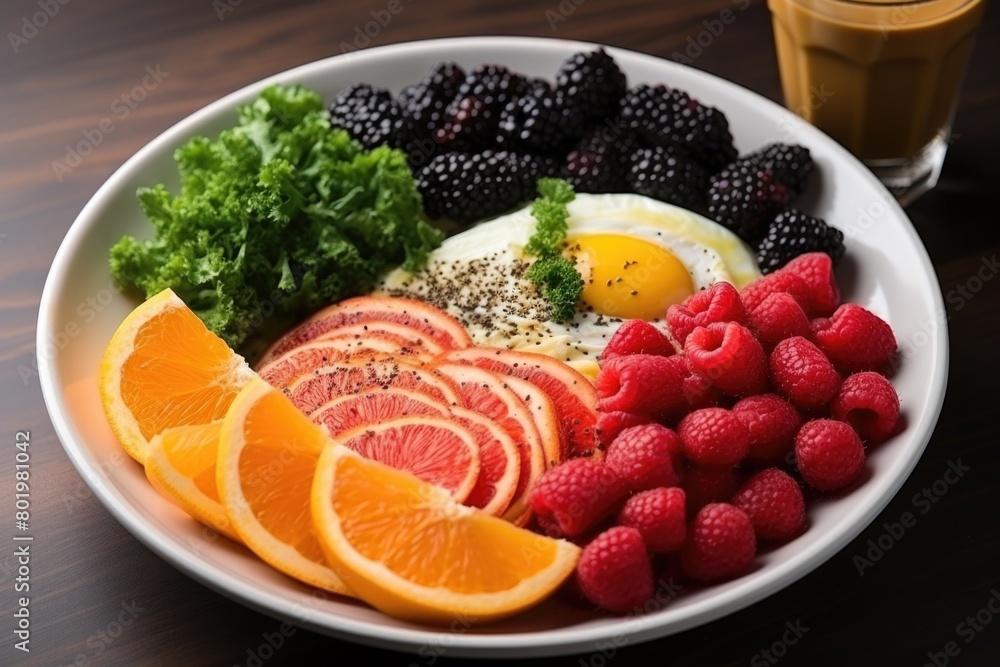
767 0 985 205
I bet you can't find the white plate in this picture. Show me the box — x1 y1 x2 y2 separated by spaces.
37 36 948 657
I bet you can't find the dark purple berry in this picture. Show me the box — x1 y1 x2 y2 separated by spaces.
417 151 532 223
497 87 586 154
707 162 789 241
398 62 466 135
743 143 814 199
434 96 499 152
328 84 414 152
564 126 633 193
627 145 710 210
555 48 627 121
756 209 845 274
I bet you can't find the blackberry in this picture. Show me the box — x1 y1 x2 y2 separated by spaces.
627 145 710 210
619 84 737 172
743 143 814 198
564 126 633 193
417 151 531 224
706 162 789 241
398 62 466 135
497 87 587 154
522 153 564 182
328 84 413 151
756 210 845 274
455 64 530 113
434 96 499 152
555 48 627 121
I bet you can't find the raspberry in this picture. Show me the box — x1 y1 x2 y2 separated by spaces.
678 407 750 467
732 394 802 463
554 48 628 121
600 320 676 364
780 252 841 317
626 145 710 210
596 410 652 445
748 292 812 347
605 423 684 493
619 84 737 172
769 336 841 410
682 464 740 513
684 322 768 397
576 526 654 614
530 458 628 537
707 162 789 242
741 271 811 313
616 488 687 553
680 503 756 582
742 142 814 198
812 304 897 372
596 354 690 416
795 419 865 491
756 210 845 275
666 281 746 346
831 372 900 443
731 469 806 542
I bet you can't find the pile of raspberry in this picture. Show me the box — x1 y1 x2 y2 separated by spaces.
528 252 901 614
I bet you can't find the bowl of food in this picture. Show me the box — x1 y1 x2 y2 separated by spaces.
37 36 947 657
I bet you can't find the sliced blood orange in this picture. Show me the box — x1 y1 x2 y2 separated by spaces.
448 407 519 517
257 342 349 388
311 446 580 623
313 334 436 365
442 348 599 458
432 362 546 523
259 296 472 366
311 388 449 437
313 321 447 356
285 356 461 415
331 417 481 503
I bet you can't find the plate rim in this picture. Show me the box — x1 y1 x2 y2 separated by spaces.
36 34 950 657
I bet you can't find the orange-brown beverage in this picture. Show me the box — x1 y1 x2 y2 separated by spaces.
768 0 984 201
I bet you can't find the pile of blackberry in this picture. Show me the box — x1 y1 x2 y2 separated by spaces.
327 49 842 269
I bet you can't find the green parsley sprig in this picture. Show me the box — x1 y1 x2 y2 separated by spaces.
524 179 584 322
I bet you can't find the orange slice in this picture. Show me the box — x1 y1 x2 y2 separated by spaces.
145 421 241 542
217 377 351 595
311 446 581 623
99 289 255 464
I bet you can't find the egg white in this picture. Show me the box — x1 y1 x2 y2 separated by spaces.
377 193 760 381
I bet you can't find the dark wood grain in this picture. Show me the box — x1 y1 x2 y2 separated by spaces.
2 0 999 665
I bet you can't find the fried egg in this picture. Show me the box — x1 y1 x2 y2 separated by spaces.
377 193 760 380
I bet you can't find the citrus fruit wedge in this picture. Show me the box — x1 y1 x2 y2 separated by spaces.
217 376 351 595
99 288 255 465
448 406 520 516
145 420 241 542
311 446 581 623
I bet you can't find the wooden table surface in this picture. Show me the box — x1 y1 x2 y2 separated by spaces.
2 0 999 665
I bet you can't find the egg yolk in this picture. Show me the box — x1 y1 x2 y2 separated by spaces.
573 233 694 320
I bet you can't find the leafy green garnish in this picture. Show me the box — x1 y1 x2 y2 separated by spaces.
523 178 583 323
109 83 441 349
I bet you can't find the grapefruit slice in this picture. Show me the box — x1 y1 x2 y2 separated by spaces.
311 388 449 437
441 348 599 458
313 321 447 355
285 357 462 415
259 296 472 366
217 377 351 595
431 362 547 523
311 446 581 623
331 417 481 503
257 342 349 388
448 407 520 517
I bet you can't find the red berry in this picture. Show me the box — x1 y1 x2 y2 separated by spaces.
780 252 841 317
732 394 802 463
576 526 654 614
748 292 812 347
680 503 756 582
678 407 750 467
597 410 652 445
685 321 768 396
795 419 865 491
682 464 741 514
732 469 806 542
666 282 746 346
812 304 897 372
740 271 811 313
596 354 689 416
605 423 684 493
831 372 900 443
601 320 677 364
617 488 687 553
769 336 841 410
530 458 628 537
